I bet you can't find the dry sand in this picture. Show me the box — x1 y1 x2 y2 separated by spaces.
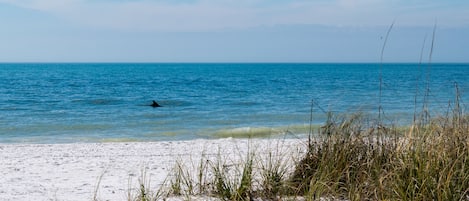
0 138 306 201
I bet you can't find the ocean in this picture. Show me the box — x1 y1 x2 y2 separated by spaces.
0 63 467 143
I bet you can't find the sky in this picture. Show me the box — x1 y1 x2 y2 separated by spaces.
0 0 468 62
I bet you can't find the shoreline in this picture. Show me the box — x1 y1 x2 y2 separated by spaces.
0 124 313 144
0 138 307 201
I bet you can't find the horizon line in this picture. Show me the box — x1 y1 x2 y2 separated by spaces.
1 61 468 64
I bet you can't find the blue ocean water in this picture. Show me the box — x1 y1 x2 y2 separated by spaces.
0 63 468 143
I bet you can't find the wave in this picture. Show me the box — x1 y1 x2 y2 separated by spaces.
212 127 281 138
210 124 313 139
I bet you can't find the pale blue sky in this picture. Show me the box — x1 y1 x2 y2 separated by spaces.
0 0 468 62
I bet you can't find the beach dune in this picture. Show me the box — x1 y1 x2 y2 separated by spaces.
0 138 305 201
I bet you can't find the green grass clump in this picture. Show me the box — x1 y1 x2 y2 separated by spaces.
259 151 290 199
291 110 469 201
211 152 254 200
158 140 302 201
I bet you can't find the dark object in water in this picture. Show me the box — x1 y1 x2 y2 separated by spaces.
151 100 161 107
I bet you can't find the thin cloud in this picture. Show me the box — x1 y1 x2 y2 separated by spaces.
0 0 467 31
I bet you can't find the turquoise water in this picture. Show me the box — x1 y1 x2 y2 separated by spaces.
0 63 468 143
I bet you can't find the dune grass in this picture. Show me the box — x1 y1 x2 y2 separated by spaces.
118 98 468 201
291 110 469 201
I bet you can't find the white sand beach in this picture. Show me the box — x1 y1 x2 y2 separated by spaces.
0 138 306 201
